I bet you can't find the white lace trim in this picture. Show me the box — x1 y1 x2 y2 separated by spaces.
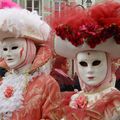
0 71 40 120
0 73 28 113
69 87 116 108
0 71 37 120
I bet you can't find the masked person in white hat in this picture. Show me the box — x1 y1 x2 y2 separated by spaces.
51 0 120 119
0 0 62 119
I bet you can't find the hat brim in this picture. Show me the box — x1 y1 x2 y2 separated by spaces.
54 36 120 59
0 31 47 45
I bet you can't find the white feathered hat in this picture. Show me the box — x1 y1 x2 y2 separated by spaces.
0 1 50 44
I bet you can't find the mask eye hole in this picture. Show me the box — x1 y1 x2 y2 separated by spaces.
92 60 101 66
3 48 8 51
79 61 88 67
12 46 18 50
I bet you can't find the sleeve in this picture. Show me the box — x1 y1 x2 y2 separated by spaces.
11 75 63 120
41 76 63 120
89 89 120 120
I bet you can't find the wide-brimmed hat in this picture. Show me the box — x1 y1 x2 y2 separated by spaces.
54 36 120 59
51 1 120 59
0 1 50 45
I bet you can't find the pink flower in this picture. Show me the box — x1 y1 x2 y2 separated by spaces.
4 86 14 98
75 96 88 109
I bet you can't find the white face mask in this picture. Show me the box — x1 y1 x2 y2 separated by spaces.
77 51 107 86
2 38 27 69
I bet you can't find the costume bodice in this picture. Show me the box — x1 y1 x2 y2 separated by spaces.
69 87 120 120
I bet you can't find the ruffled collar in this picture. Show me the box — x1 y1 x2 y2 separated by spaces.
69 87 116 109
0 71 34 119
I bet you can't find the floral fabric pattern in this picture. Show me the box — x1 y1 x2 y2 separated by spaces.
62 87 120 120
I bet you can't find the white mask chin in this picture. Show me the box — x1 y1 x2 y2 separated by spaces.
2 38 27 69
77 51 108 86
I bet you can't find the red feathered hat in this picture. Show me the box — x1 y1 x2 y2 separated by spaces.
51 0 120 59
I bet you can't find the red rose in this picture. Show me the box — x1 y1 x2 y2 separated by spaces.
75 96 87 109
4 86 14 98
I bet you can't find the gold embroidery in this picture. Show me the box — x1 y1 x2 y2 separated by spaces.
24 95 42 114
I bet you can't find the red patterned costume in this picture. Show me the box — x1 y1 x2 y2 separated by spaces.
51 0 120 119
0 0 62 119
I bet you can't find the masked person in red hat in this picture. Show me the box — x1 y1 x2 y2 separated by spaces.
50 0 120 119
0 0 62 120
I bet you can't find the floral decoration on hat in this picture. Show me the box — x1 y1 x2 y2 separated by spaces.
51 1 120 48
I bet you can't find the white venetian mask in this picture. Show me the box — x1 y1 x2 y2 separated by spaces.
76 51 108 86
1 38 27 69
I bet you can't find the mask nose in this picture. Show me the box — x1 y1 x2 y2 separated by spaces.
6 54 12 57
87 65 94 74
